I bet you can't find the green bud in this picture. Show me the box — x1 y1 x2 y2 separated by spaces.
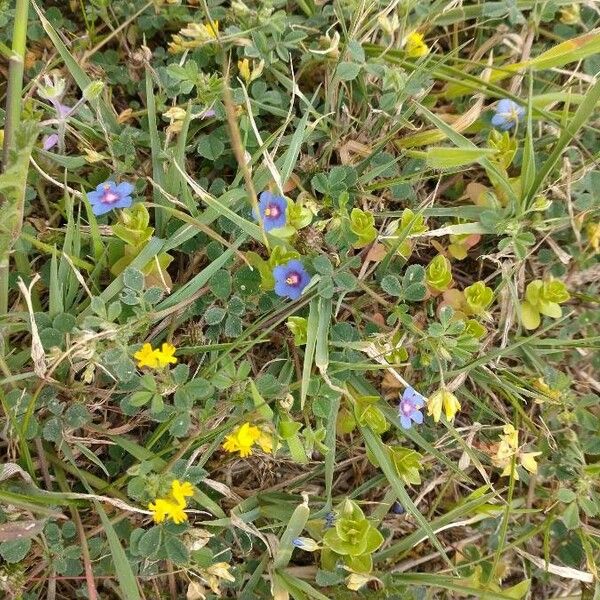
541 280 570 304
487 129 517 170
83 81 104 101
112 204 153 247
463 281 494 315
286 316 308 346
349 208 377 248
37 73 66 100
321 499 383 567
426 255 453 292
389 446 423 485
287 201 313 230
465 319 486 339
268 245 301 268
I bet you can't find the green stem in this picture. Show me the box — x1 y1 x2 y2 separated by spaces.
2 0 30 169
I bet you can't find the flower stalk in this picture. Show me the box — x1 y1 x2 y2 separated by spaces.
2 0 30 170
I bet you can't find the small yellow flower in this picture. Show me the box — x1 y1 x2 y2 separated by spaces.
148 479 194 524
238 58 251 83
559 4 580 24
404 32 429 58
171 479 195 506
223 422 261 457
256 430 273 454
427 389 461 423
202 20 219 39
492 425 541 480
155 343 177 367
134 343 159 368
148 498 187 524
586 222 600 252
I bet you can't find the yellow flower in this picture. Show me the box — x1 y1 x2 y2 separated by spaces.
238 58 251 83
492 425 541 480
256 430 273 454
168 20 219 53
427 389 461 423
586 222 600 252
148 498 187 524
404 32 429 58
148 479 194 524
133 342 177 369
155 343 177 367
559 5 580 24
134 343 159 368
222 422 261 457
171 479 194 506
202 20 219 39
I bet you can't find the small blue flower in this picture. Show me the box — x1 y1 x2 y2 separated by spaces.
86 180 134 216
398 386 425 429
491 99 525 131
324 511 336 529
391 501 405 515
273 260 310 300
256 191 287 231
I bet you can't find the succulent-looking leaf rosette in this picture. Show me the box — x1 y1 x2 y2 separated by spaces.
349 208 377 248
520 279 570 330
321 499 384 573
426 254 453 293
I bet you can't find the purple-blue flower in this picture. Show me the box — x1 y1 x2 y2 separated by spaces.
86 180 134 216
43 134 59 151
491 99 525 131
398 386 425 429
273 259 310 300
257 191 287 231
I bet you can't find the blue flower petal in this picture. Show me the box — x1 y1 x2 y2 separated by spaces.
411 410 423 424
116 182 134 196
399 415 412 429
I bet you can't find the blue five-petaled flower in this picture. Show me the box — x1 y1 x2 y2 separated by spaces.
87 180 134 216
398 386 425 429
491 99 525 131
257 191 287 231
273 259 310 300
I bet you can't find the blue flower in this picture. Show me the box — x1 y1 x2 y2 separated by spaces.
87 180 134 216
273 260 310 300
324 511 336 529
391 501 405 515
491 99 525 131
257 191 287 231
398 386 425 429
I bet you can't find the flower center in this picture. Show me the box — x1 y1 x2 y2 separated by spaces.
286 272 301 286
401 401 413 416
264 204 281 219
102 185 120 204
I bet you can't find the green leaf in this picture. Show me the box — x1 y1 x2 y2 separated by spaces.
197 133 225 160
138 526 161 558
122 267 144 292
336 62 362 81
381 275 403 297
164 535 189 565
561 501 580 530
94 500 142 600
0 538 31 563
205 306 226 325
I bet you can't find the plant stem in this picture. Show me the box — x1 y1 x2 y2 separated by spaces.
2 0 30 170
1 0 30 326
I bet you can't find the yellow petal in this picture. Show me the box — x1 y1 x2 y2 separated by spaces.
520 452 541 474
427 390 443 422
